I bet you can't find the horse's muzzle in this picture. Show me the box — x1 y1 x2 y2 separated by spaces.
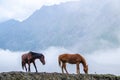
43 62 45 65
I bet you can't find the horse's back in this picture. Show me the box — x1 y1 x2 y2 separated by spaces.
22 52 32 60
22 53 27 58
59 53 84 63
58 53 70 59
59 53 81 58
21 53 27 61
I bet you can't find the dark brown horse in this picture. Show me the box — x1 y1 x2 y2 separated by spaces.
21 51 45 72
58 53 88 74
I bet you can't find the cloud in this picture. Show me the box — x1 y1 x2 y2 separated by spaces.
0 0 78 22
86 48 120 75
0 47 71 73
0 49 25 72
0 0 120 23
0 47 120 75
108 0 120 14
0 0 120 75
40 46 72 73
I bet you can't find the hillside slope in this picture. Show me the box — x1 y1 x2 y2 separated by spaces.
0 72 119 80
0 1 120 52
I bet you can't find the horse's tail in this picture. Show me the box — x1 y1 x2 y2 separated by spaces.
22 61 24 70
58 56 61 67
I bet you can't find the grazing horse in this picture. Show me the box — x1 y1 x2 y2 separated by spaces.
58 53 88 74
21 51 45 72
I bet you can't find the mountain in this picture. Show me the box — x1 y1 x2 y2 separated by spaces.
0 0 120 52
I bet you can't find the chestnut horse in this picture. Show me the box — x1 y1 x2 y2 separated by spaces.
58 53 88 74
21 51 45 72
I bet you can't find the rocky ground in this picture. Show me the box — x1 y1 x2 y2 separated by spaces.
0 71 120 80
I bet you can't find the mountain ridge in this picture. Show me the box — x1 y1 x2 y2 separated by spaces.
0 1 120 53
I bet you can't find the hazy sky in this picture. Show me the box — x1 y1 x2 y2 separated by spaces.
0 0 120 75
0 0 78 22
0 47 120 75
0 0 120 22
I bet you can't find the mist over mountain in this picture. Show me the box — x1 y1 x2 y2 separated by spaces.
0 0 120 74
0 0 120 53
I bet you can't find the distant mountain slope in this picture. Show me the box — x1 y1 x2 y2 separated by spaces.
0 0 120 52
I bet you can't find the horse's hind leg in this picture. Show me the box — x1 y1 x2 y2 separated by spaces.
24 64 27 72
63 63 68 74
61 62 64 73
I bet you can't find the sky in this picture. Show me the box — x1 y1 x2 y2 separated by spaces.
0 0 78 22
0 0 120 75
0 0 120 22
0 47 120 75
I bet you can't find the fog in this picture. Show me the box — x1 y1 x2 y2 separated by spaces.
0 0 120 76
0 47 120 75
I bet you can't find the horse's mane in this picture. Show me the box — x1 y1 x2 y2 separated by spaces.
29 51 36 54
76 53 87 67
29 51 43 57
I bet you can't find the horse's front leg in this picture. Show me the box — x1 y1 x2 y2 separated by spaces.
76 63 80 74
33 61 38 72
28 61 31 72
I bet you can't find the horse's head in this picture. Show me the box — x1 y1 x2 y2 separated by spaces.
39 54 45 65
84 65 88 74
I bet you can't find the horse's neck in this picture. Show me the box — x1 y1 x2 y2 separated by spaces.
81 58 87 68
34 53 41 58
30 52 41 59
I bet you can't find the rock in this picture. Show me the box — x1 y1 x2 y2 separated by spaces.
0 71 119 80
